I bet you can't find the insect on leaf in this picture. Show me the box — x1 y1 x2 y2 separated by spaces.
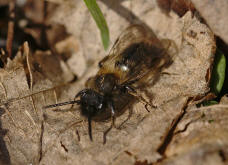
84 0 110 50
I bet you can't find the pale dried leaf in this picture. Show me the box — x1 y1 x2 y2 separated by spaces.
55 36 87 78
0 45 74 165
191 0 228 45
158 96 228 165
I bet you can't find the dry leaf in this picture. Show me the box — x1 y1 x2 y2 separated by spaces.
157 96 228 165
157 0 195 16
191 0 228 45
0 42 74 165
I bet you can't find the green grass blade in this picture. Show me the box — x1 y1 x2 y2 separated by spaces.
84 0 109 50
210 49 226 95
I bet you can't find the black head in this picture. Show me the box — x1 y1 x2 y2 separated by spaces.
76 89 105 118
76 89 107 141
44 88 106 141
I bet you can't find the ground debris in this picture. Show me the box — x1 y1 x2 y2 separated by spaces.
0 1 217 165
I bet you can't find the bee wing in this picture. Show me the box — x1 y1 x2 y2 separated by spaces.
99 25 157 67
110 25 161 60
122 38 178 86
99 25 173 85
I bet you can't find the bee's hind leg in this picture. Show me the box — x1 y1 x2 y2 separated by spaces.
118 104 133 129
123 85 157 112
103 101 116 144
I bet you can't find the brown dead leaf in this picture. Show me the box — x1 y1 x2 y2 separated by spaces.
157 0 195 16
55 36 87 78
0 41 74 165
157 96 228 165
191 0 228 45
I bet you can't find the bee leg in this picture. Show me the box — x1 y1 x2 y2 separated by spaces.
123 85 157 111
118 105 133 129
88 116 93 141
109 101 116 128
103 101 116 144
103 126 112 144
161 71 179 76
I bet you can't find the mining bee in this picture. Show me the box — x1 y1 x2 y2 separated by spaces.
44 24 174 142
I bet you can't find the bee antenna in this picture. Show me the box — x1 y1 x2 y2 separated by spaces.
88 116 93 141
43 100 81 109
75 89 89 97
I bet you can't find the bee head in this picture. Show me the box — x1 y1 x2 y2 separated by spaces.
76 89 105 118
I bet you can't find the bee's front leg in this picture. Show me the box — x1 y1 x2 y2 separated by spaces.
108 100 116 128
103 100 116 144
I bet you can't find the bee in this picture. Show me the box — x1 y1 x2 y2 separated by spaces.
44 24 174 142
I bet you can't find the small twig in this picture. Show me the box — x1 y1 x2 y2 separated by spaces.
39 121 44 162
6 0 16 58
0 82 7 99
24 110 39 134
76 129 80 141
30 96 39 120
191 104 228 111
53 90 58 104
24 42 33 89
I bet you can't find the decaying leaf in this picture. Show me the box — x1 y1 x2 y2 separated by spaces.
0 42 74 165
157 0 195 16
158 96 228 165
191 0 228 45
0 0 218 165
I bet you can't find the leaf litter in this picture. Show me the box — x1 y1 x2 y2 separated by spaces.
0 0 219 165
157 96 228 165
